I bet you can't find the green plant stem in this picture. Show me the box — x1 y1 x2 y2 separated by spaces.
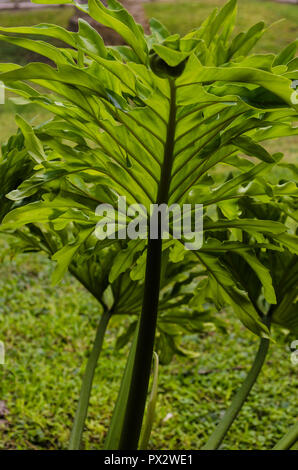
273 422 298 450
139 351 159 450
69 309 111 450
203 321 270 450
118 79 177 450
117 236 162 450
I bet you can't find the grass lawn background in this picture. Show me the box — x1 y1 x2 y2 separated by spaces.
0 242 296 450
0 0 297 450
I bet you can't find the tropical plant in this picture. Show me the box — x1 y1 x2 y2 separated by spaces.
0 0 297 450
0 128 219 449
203 179 298 449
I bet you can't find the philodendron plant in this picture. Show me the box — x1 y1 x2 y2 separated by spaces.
0 129 218 449
0 0 297 449
202 181 298 450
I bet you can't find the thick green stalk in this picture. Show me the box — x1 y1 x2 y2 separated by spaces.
139 352 159 450
69 309 111 450
273 422 298 450
118 79 177 450
203 322 270 450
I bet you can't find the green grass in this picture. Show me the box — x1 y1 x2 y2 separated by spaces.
0 7 74 29
0 241 296 450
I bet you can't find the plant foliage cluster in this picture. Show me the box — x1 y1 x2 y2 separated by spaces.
0 0 297 450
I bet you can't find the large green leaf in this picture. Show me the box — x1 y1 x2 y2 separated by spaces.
75 0 148 64
195 252 269 337
0 1 296 334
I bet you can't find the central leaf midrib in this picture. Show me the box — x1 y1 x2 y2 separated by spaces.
157 78 177 205
117 78 177 450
